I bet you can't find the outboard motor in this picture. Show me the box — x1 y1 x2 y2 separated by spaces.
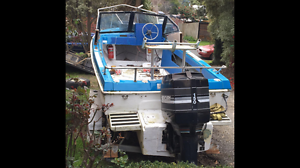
161 71 210 164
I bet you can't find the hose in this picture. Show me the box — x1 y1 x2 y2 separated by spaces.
210 93 228 114
210 94 228 120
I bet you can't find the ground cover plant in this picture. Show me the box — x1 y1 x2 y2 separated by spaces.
66 73 116 167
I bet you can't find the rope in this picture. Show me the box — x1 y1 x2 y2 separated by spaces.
210 94 228 120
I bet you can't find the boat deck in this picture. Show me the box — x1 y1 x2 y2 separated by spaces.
102 44 169 82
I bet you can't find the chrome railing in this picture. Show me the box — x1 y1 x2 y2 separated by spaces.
104 65 226 82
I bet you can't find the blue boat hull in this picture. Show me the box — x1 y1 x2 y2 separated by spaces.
91 34 231 91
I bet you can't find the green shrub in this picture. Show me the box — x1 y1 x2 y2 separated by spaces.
125 160 233 168
111 150 128 167
75 52 88 58
183 35 196 42
125 160 201 168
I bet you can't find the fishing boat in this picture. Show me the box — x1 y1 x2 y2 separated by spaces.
89 4 231 163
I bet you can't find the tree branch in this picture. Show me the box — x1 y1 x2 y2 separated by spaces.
93 121 96 143
88 108 100 125
80 133 89 168
67 132 73 157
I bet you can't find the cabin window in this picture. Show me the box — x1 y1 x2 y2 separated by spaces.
133 13 164 24
171 53 198 72
100 13 131 32
164 18 179 34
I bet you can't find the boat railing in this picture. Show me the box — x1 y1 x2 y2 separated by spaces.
104 65 226 82
103 38 226 82
98 4 156 14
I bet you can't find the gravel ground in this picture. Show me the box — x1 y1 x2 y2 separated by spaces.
186 49 235 167
198 90 234 167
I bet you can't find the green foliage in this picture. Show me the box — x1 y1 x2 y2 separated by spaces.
183 35 197 42
125 160 233 168
66 74 115 168
178 5 198 21
75 52 88 59
125 160 202 168
202 0 234 66
168 0 181 14
196 6 207 20
111 150 128 167
66 0 122 53
142 0 152 10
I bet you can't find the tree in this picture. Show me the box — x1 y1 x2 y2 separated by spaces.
167 0 181 14
66 0 122 53
178 5 198 21
66 0 153 53
201 0 234 66
142 0 152 10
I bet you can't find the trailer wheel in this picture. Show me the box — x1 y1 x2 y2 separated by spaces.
66 77 90 89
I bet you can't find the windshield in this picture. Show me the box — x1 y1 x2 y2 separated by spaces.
98 12 179 34
133 13 164 24
99 13 131 32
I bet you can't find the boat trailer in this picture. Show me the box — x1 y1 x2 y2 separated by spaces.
66 50 94 74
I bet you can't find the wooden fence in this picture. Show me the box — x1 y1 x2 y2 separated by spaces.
172 18 211 41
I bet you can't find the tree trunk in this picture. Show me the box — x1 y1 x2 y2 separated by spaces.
135 0 141 7
212 38 224 65
77 19 88 53
123 0 133 11
86 0 92 53
152 0 158 12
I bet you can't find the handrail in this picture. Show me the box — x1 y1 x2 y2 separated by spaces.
103 65 226 82
104 65 226 70
142 38 201 52
98 4 157 14
142 38 201 53
145 40 201 46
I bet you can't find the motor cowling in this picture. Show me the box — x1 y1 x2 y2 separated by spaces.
107 45 114 59
161 71 210 124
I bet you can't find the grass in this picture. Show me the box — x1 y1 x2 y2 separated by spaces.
66 65 98 90
199 41 213 46
66 136 84 167
187 40 212 46
66 65 98 99
188 40 212 46
183 35 213 46
183 35 213 65
203 60 212 64
66 136 117 167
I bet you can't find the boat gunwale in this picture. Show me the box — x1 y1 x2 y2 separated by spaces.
90 37 230 95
